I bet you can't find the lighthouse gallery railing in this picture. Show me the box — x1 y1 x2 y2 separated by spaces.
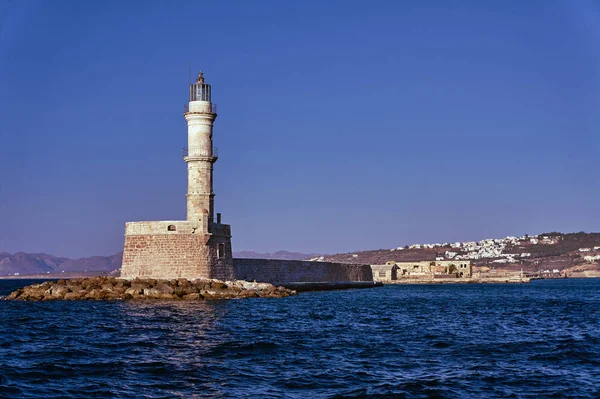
182 147 218 158
184 104 217 114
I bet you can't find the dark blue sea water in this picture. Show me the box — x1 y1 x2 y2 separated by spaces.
1 279 600 398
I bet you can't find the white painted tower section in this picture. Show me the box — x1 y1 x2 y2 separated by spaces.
184 71 218 232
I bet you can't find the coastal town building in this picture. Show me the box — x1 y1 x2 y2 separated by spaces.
393 235 564 264
584 255 600 263
396 260 472 278
371 264 399 281
371 260 472 282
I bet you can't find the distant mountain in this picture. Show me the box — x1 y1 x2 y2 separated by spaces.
58 253 123 273
0 252 68 275
0 252 122 277
232 250 319 261
0 250 318 276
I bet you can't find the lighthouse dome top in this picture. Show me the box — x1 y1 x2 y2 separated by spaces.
189 70 211 102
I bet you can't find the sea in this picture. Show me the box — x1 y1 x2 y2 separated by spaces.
0 279 599 399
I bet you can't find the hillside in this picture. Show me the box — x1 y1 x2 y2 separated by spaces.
0 252 68 275
0 252 123 277
233 250 319 261
321 232 600 273
3 232 600 277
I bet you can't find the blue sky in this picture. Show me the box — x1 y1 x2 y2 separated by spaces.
1 0 599 258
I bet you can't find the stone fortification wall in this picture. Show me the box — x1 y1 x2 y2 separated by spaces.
121 221 234 281
233 258 373 284
125 221 196 235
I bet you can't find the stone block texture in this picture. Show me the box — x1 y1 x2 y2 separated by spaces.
233 258 373 284
121 222 234 281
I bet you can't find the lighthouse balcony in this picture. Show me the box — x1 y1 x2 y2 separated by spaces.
183 146 218 160
184 103 217 115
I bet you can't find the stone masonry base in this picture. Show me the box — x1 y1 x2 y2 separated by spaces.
121 233 234 281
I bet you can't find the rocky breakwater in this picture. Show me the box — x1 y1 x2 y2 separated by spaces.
3 277 296 301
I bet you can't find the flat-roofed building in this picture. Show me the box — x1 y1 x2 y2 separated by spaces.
371 264 399 282
370 260 472 281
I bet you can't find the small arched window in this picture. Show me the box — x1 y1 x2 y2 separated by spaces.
167 225 176 231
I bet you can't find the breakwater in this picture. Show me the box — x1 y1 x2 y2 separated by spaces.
3 277 295 301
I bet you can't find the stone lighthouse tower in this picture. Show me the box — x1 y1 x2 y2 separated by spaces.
185 71 217 230
120 71 235 281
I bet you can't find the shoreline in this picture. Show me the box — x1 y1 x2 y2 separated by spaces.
282 281 383 292
383 276 531 284
0 272 114 280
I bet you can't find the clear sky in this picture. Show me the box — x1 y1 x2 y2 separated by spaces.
1 0 599 258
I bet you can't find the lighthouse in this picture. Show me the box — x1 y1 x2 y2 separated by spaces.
118 70 377 286
120 71 235 281
184 71 218 231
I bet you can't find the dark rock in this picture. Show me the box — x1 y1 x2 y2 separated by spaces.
199 290 216 299
115 280 131 288
155 283 174 295
85 289 102 300
177 278 191 287
236 290 259 299
101 284 114 292
6 289 23 300
182 293 201 300
143 288 175 299
111 286 126 295
125 287 141 296
210 281 226 290
142 288 160 298
51 286 69 299
64 292 83 300
193 281 211 290
130 281 150 291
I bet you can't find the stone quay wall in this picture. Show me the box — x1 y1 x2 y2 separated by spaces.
233 258 373 284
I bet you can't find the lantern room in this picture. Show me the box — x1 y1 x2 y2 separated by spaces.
189 71 211 102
